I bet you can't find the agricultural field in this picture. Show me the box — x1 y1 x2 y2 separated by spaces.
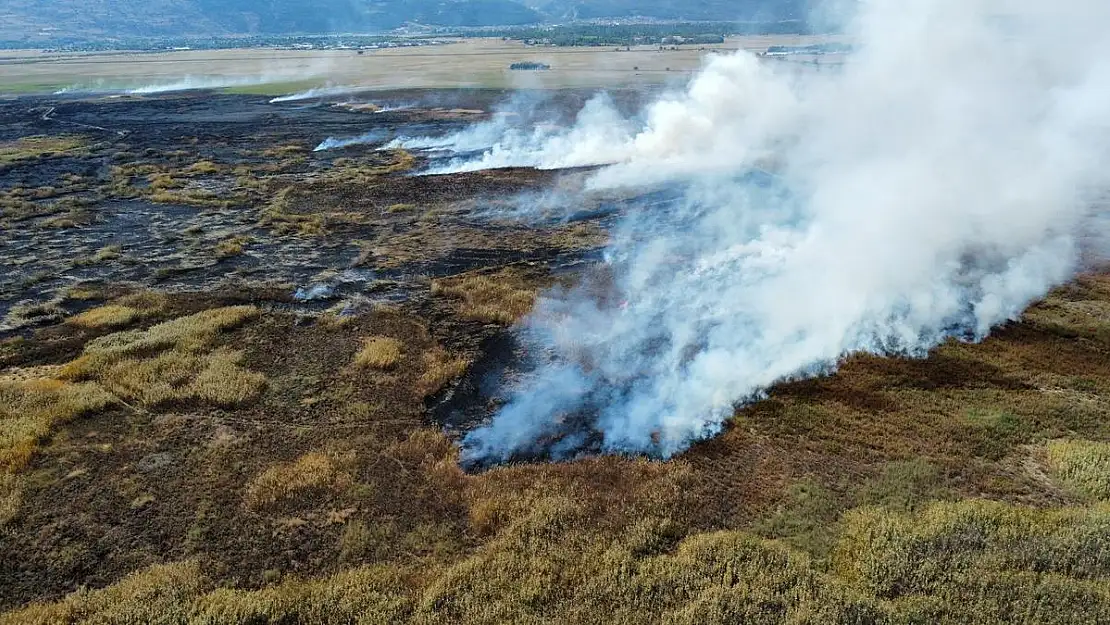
0 36 844 95
0 84 1109 625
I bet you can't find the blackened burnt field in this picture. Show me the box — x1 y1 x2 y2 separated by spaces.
3 90 1110 623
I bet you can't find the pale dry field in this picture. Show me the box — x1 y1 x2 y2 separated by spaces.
0 35 846 94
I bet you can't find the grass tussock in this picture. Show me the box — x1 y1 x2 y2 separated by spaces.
214 236 249 259
1046 439 1110 501
72 306 259 360
262 144 309 158
432 270 538 324
147 172 185 190
86 347 265 408
261 187 325 236
114 290 171 313
380 149 416 174
418 348 470 397
66 305 139 329
186 160 220 175
59 306 265 408
244 452 353 511
353 337 403 371
0 472 22 526
93 244 122 262
0 135 87 165
148 188 237 209
0 379 116 473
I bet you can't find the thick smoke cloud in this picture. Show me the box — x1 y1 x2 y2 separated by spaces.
388 92 637 172
460 0 1110 464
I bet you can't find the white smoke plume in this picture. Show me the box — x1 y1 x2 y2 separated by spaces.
395 96 635 173
126 72 322 95
385 91 641 173
269 85 364 103
461 0 1110 464
314 130 389 151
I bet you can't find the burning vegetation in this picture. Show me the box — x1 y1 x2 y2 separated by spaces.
3 1 1110 620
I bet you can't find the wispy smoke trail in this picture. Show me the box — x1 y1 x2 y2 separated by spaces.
126 74 317 95
269 85 363 103
461 0 1110 464
314 130 389 151
391 96 634 173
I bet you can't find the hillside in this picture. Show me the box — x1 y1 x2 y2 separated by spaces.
525 0 809 21
0 0 807 44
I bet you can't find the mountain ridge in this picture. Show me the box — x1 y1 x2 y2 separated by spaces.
0 0 808 44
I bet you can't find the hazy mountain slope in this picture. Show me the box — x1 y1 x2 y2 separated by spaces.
525 0 808 21
0 0 804 43
0 0 226 41
0 0 543 42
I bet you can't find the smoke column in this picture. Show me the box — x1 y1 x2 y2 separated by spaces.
461 0 1110 464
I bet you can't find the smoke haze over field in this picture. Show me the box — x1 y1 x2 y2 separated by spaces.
458 0 1110 463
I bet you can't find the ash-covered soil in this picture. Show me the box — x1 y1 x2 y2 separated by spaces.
0 89 621 327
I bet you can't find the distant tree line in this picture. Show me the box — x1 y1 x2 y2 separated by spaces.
0 20 815 52
0 34 434 52
458 20 811 47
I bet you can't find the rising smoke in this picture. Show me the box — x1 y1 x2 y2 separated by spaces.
269 85 363 103
314 130 389 151
459 0 1110 465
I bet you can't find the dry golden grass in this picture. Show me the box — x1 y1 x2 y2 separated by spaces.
186 160 220 175
74 305 259 361
0 135 87 165
8 483 1110 624
114 290 171 312
89 348 266 408
832 499 1110 620
0 378 116 473
261 144 308 158
368 149 415 175
147 172 185 190
418 348 471 397
214 236 249 259
62 291 169 331
190 350 268 406
432 270 538 324
60 306 266 408
0 472 22 526
92 245 121 262
244 452 353 511
149 188 236 209
0 561 207 625
66 305 139 329
1046 439 1110 501
261 187 326 236
353 337 403 371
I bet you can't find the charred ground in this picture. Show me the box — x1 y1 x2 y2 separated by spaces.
1 89 1110 623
